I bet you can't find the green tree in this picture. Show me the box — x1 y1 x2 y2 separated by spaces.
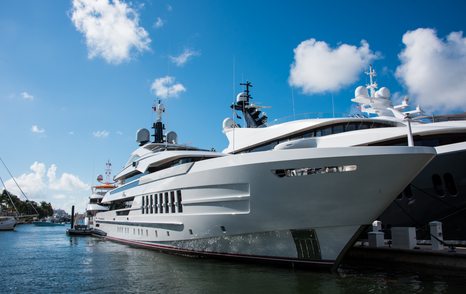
0 189 53 217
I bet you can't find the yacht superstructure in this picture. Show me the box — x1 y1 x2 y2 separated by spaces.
86 161 114 228
95 100 435 270
224 69 466 239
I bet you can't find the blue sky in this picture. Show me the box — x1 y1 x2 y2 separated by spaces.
1 0 466 213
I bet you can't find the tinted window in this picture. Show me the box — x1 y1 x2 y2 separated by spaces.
444 173 458 196
432 174 445 197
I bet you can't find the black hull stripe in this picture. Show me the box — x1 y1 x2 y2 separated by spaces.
104 235 335 268
96 220 183 230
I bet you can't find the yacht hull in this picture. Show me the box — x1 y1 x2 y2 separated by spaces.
96 146 435 269
0 216 16 231
379 143 466 240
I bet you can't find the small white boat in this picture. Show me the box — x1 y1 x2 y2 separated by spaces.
0 216 16 231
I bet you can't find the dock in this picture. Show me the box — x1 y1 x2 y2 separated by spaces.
66 224 93 236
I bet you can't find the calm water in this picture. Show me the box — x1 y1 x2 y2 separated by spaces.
1 225 465 293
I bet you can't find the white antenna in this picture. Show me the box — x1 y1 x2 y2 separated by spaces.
331 94 335 118
232 56 236 152
105 160 112 183
405 114 414 147
366 64 377 98
154 100 165 122
291 87 296 119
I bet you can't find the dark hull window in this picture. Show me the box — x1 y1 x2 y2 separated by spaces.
177 190 183 213
141 196 145 214
150 195 153 214
170 191 176 213
116 210 130 216
159 193 163 214
432 174 445 197
164 192 169 213
444 173 458 196
370 133 466 147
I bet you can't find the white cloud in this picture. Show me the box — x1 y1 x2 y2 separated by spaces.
166 4 172 11
4 162 90 212
396 28 466 112
116 131 123 135
21 91 34 101
70 0 151 64
47 164 88 191
93 130 109 138
68 131 75 135
31 125 45 134
169 49 200 67
289 39 378 94
151 76 186 99
154 17 164 29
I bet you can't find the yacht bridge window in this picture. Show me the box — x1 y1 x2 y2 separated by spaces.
369 132 466 147
146 156 218 174
238 121 396 153
109 197 135 211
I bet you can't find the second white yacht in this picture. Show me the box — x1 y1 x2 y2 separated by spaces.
224 71 466 240
86 161 115 228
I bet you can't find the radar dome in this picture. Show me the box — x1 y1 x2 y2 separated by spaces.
136 128 150 146
222 118 237 130
355 86 369 98
236 92 248 103
375 87 390 98
166 131 178 144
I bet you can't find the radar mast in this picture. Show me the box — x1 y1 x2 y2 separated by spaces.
152 100 165 143
231 81 268 128
105 160 112 184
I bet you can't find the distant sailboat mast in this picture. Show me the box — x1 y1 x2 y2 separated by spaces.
0 157 39 216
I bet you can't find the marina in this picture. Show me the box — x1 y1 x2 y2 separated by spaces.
1 1 466 292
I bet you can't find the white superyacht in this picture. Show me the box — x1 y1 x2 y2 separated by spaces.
224 70 466 239
96 100 435 270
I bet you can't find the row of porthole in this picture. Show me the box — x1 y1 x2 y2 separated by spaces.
115 226 196 238
116 226 172 237
114 226 227 238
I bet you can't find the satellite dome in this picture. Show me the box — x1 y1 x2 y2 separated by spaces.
166 131 178 144
136 128 150 146
222 117 237 130
97 175 103 182
236 92 248 103
355 86 369 98
375 87 390 98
